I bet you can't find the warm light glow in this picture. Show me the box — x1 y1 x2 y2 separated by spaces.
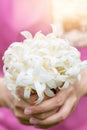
51 0 87 31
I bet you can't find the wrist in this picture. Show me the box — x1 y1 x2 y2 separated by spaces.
0 78 14 108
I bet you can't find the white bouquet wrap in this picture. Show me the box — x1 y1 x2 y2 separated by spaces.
2 25 87 104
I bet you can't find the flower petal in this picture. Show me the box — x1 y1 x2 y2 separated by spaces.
58 81 69 90
47 80 57 88
24 87 31 99
21 31 32 39
34 81 46 103
16 72 33 86
45 88 55 97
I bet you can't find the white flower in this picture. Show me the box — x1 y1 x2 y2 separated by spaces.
2 25 87 104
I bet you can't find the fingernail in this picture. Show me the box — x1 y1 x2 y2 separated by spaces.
30 118 38 125
24 109 32 115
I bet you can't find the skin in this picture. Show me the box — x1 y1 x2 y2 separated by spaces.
0 70 87 128
0 78 14 109
25 70 87 128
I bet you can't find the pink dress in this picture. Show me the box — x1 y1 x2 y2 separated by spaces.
0 0 87 130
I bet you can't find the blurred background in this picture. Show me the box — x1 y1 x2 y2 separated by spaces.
51 0 87 47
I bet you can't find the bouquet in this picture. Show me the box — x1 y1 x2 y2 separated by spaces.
3 25 87 104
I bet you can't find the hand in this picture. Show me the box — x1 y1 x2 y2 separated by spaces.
0 78 14 109
0 78 31 125
13 87 35 125
24 71 87 128
13 87 57 126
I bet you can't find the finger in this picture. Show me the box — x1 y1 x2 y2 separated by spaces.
5 94 15 110
33 108 58 120
14 99 58 121
24 86 73 115
16 87 25 100
14 107 30 121
14 98 30 110
18 118 32 126
29 95 77 128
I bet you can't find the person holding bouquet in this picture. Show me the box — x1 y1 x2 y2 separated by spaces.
0 0 87 130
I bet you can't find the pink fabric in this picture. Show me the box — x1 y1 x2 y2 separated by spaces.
0 1 87 130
